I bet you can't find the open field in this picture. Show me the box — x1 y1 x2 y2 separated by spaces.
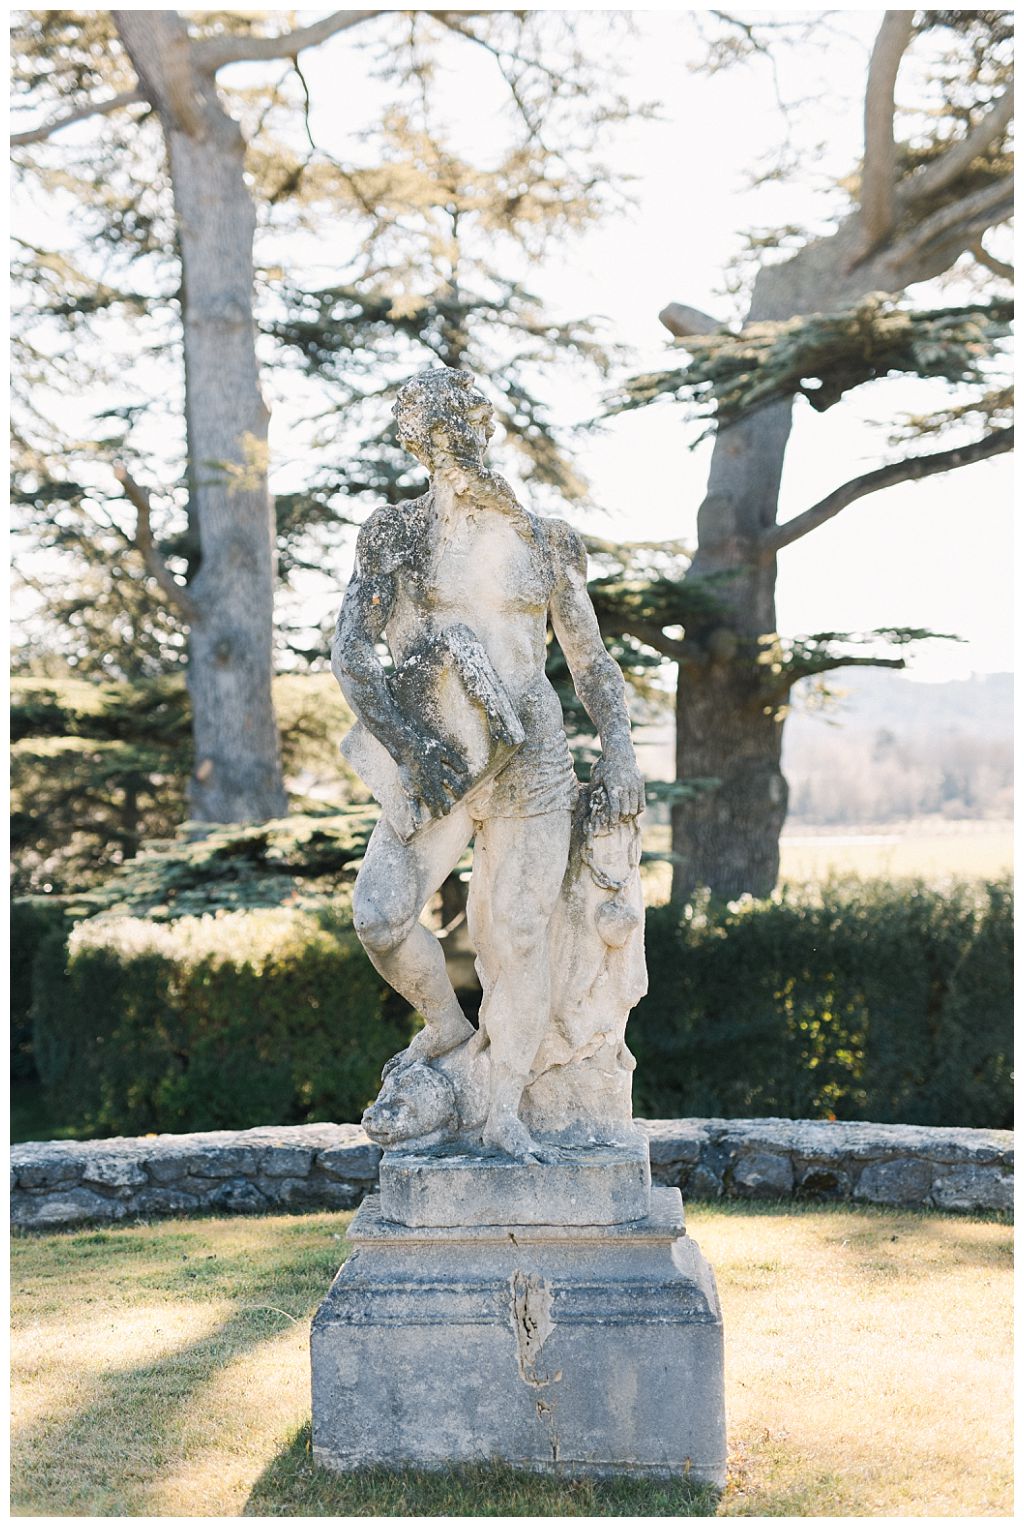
11 1202 1012 1517
640 819 1012 903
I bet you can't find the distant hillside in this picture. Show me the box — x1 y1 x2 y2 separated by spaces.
632 672 1012 826
783 671 1012 824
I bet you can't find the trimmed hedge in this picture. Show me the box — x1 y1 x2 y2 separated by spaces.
631 877 1013 1129
20 874 1013 1137
11 898 72 1084
31 903 416 1137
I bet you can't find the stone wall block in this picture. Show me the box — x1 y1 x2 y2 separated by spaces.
146 1151 201 1184
259 1146 315 1178
12 1187 125 1228
639 1121 706 1167
209 1178 268 1213
180 1147 260 1179
134 1187 201 1216
687 1165 724 1199
854 1158 933 1205
15 1153 85 1189
729 1151 795 1198
318 1143 383 1181
80 1156 149 1189
795 1161 852 1198
931 1166 1013 1213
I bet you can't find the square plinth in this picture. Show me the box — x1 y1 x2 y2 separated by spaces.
310 1187 726 1483
378 1137 652 1227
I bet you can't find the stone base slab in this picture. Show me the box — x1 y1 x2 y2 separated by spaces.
378 1137 652 1227
310 1187 726 1483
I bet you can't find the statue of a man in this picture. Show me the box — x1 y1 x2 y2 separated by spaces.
333 366 644 1161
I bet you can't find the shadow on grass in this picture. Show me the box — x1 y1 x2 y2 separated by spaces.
11 1225 347 1516
243 1425 722 1518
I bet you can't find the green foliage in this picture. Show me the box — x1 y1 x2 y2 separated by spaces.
10 673 365 893
612 296 1013 429
31 902 414 1136
632 877 1012 1129
11 898 72 1084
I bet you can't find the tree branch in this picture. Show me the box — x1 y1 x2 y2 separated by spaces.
659 303 725 339
970 236 1014 283
193 11 378 70
902 82 1014 206
859 10 914 242
763 428 1014 553
889 175 1014 270
789 654 908 679
115 466 200 622
11 89 144 147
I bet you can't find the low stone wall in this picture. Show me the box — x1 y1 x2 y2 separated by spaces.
11 1117 1013 1230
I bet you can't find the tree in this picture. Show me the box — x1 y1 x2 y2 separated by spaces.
11 10 633 804
613 9 1013 900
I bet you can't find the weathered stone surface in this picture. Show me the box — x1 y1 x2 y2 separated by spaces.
641 1120 704 1167
9 1119 1014 1228
14 1152 85 1189
209 1178 267 1213
259 1146 315 1178
311 1187 726 1483
931 1166 1013 1212
81 1155 149 1189
379 1139 651 1228
319 1142 382 1181
134 1187 201 1216
730 1151 794 1198
854 1158 933 1205
796 1163 852 1198
12 1188 123 1227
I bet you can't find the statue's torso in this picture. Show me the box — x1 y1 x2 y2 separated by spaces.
387 501 554 702
379 495 575 817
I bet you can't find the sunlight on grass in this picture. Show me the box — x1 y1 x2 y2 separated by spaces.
10 1203 1012 1517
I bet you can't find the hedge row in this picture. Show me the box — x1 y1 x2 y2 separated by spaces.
29 902 416 1136
16 876 1013 1137
632 878 1013 1129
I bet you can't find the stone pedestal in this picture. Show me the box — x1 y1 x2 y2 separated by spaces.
379 1137 651 1227
310 1184 726 1483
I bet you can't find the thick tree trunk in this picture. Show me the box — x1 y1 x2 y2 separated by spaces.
115 12 287 823
670 230 918 901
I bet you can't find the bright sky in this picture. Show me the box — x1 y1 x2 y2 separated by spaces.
14 7 1013 683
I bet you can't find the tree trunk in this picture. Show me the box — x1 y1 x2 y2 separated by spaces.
115 12 287 823
670 230 916 901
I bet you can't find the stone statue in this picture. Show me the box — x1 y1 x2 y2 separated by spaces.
332 365 646 1164
315 367 725 1483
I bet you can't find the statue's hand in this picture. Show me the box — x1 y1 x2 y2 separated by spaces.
400 731 471 818
591 746 645 824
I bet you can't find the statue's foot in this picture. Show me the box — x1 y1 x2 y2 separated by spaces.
380 1013 476 1080
481 1114 560 1165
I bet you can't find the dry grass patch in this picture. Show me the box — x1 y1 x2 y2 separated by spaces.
11 1202 1011 1517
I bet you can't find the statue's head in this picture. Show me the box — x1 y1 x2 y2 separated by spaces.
393 366 495 474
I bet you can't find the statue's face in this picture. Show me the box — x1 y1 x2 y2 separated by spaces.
394 368 495 473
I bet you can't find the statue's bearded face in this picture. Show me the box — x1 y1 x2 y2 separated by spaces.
393 367 495 473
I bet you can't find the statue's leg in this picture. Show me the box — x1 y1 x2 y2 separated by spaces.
472 810 572 1159
353 806 476 1065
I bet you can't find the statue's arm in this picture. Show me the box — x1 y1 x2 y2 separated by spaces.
331 514 469 814
548 520 645 821
331 519 419 766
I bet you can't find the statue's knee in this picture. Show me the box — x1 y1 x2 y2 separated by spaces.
353 895 413 957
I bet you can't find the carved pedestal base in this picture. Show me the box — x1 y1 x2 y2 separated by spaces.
310 1187 726 1483
379 1137 652 1227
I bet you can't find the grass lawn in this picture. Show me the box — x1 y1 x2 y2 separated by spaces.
11 1201 1011 1517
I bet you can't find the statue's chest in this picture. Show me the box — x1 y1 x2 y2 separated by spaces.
408 515 551 616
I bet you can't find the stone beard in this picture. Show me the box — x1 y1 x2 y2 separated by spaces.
332 365 647 1163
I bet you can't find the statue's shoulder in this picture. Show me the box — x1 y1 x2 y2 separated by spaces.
355 495 430 576
534 514 587 581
